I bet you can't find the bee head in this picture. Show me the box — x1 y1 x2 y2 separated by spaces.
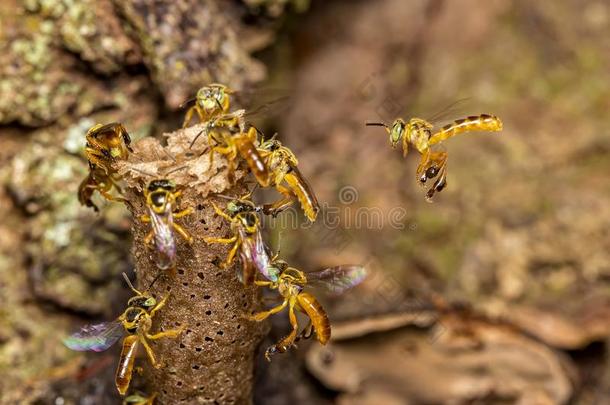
197 84 230 114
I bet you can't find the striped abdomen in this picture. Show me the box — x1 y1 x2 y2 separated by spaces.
236 136 270 187
285 164 320 222
115 335 139 395
297 292 330 344
429 114 502 145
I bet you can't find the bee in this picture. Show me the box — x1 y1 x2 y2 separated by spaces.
85 122 133 173
203 195 274 285
182 84 234 128
258 137 319 221
123 392 157 405
79 123 133 211
194 123 270 187
366 114 502 200
248 260 367 361
78 167 126 212
140 179 194 274
64 274 184 396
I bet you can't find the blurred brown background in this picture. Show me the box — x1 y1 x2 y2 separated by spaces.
0 0 609 404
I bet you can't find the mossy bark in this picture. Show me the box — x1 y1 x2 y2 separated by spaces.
117 124 268 404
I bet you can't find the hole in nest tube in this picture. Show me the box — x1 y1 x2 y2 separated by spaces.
179 343 185 348
203 295 211 300
195 347 202 352
186 329 192 334
166 286 172 291
197 204 204 211
197 272 205 280
182 282 189 286
205 336 214 342
217 330 224 336
192 364 200 369
196 322 201 327
178 269 185 275
205 310 212 315
190 294 196 299
237 324 241 329
224 303 229 309
176 381 183 387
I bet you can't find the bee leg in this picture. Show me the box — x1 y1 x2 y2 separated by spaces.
150 294 169 317
173 207 193 218
263 185 294 217
144 231 155 246
172 223 193 244
146 327 184 340
182 106 195 128
203 236 237 245
254 280 273 287
247 298 288 322
222 240 239 269
265 300 298 361
295 321 314 342
416 149 432 185
424 151 448 202
138 334 158 368
209 201 233 222
402 134 410 158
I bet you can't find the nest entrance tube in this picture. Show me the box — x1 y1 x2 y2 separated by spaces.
117 124 268 404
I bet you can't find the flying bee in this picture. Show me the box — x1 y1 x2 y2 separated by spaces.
258 137 319 221
182 83 234 128
366 114 502 201
203 195 273 285
248 260 367 361
64 274 184 396
140 179 194 274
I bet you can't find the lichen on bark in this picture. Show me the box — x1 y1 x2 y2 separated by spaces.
116 124 268 404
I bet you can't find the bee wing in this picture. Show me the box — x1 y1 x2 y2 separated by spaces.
238 228 276 284
232 88 293 126
425 98 471 125
306 265 367 295
149 206 176 270
63 320 124 352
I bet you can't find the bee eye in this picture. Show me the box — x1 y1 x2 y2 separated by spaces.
145 298 156 307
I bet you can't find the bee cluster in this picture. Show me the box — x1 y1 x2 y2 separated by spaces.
66 84 367 401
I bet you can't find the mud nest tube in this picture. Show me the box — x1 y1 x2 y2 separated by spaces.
116 124 269 404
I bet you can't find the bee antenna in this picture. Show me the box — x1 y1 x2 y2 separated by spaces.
365 121 388 128
189 128 206 150
214 194 237 201
178 97 196 110
130 166 157 178
122 272 140 294
147 273 162 291
162 148 177 162
164 165 189 176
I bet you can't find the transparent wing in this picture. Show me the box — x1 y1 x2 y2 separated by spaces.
63 320 124 352
425 98 471 125
149 206 176 270
306 265 367 295
239 227 277 283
